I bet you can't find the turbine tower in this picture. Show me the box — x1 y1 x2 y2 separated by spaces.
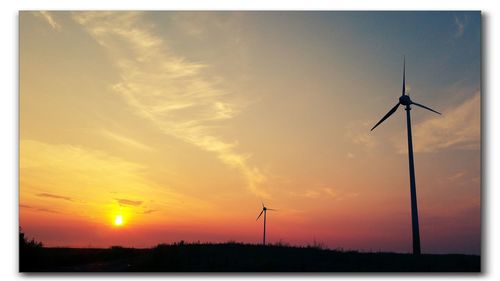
371 57 441 255
256 203 276 246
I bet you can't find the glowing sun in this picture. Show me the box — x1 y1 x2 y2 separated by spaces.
114 214 123 226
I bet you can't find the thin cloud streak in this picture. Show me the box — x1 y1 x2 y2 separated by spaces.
20 204 61 214
100 130 152 151
291 186 357 201
410 91 480 153
345 121 378 149
36 11 61 31
20 139 217 221
454 15 467 38
72 12 267 197
37 193 73 202
115 198 143 207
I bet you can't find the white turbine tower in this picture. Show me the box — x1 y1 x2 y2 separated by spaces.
371 57 441 255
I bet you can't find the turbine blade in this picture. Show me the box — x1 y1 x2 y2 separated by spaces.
371 102 400 131
267 208 277 211
256 210 264 220
411 102 441 115
402 56 406 96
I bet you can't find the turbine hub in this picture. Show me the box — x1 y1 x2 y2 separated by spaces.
399 95 412 106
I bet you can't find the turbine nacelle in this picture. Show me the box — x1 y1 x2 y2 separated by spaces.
370 58 441 132
256 204 275 220
399 95 412 106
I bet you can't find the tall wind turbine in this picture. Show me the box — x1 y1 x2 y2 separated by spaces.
371 57 441 255
256 203 276 246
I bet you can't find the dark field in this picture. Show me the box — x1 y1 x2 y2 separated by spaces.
20 242 480 272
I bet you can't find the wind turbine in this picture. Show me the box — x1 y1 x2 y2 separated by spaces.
256 203 276 246
371 57 441 255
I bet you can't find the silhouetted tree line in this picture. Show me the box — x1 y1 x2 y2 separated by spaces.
19 228 44 271
18 232 480 272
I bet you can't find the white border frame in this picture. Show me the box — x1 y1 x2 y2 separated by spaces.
3 1 498 280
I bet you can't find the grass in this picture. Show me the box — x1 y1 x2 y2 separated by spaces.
20 241 480 272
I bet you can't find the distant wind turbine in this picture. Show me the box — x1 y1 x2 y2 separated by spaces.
256 203 276 246
371 57 441 255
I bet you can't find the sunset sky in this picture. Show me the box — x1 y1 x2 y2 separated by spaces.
20 11 480 254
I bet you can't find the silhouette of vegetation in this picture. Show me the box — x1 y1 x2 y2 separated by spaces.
19 233 480 272
19 228 44 272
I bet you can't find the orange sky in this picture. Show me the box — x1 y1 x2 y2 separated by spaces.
20 11 480 254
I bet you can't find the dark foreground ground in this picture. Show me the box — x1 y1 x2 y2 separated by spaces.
20 242 480 272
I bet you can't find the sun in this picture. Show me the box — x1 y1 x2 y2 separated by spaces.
114 214 124 226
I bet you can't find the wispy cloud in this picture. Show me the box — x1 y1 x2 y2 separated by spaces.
447 171 466 181
303 189 321 199
323 187 338 198
72 12 267 197
345 121 378 149
169 12 245 43
20 204 61 214
35 11 61 31
21 139 145 176
115 198 143 207
300 187 338 199
36 207 62 214
20 139 212 218
37 193 73 202
409 91 480 153
438 170 478 187
454 15 468 38
292 186 357 201
100 130 152 151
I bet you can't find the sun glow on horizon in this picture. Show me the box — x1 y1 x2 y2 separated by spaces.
114 215 124 226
